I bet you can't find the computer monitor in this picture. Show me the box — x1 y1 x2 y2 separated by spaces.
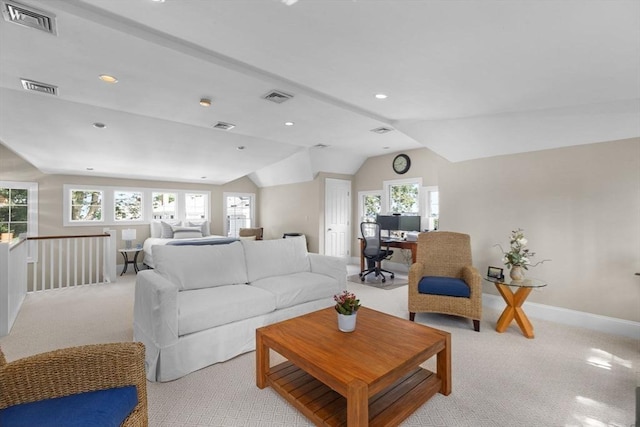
375 215 420 232
375 215 400 232
398 215 421 232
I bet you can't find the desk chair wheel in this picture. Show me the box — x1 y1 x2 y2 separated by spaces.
390 273 395 279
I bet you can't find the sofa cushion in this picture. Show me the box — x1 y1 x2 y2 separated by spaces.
154 241 248 290
418 276 471 298
0 386 138 427
242 236 310 283
251 272 336 310
178 285 276 335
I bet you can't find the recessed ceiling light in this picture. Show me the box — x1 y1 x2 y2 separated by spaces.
93 122 106 129
382 146 390 150
237 146 245 151
201 176 207 179
151 0 165 3
199 98 211 107
86 167 94 171
284 121 294 126
375 93 388 99
98 74 118 84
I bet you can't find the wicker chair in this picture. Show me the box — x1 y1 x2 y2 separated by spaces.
408 231 482 331
0 342 148 426
239 227 263 240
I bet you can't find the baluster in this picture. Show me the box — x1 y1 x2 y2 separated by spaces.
58 239 62 288
66 239 70 287
88 237 93 285
81 238 86 286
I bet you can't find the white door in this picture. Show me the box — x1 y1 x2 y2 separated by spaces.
325 178 351 258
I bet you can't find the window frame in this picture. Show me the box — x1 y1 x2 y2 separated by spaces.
64 184 209 226
223 192 255 237
382 177 423 215
1 181 38 262
357 190 382 224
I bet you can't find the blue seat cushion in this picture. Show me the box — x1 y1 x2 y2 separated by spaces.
418 276 470 298
0 385 138 427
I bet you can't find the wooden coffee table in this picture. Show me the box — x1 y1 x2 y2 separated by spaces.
256 307 451 426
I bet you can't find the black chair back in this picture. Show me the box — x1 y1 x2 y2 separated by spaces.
361 222 382 259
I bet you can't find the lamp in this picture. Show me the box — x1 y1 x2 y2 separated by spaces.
122 229 136 249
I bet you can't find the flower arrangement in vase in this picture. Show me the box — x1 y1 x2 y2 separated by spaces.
495 228 550 281
334 290 360 332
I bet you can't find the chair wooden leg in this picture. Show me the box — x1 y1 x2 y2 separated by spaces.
409 312 415 321
473 319 480 332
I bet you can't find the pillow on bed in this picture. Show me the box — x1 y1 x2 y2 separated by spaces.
172 226 203 239
187 221 210 237
160 221 181 238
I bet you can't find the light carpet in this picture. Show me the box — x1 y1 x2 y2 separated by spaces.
0 269 637 427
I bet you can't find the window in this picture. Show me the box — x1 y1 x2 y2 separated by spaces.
358 191 381 223
424 186 439 230
152 192 177 220
64 185 209 226
0 182 37 238
70 189 103 222
185 193 207 220
223 193 255 237
114 191 143 221
382 178 422 215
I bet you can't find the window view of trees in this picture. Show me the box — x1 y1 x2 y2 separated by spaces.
114 191 142 221
389 183 419 214
362 194 381 222
0 188 28 235
152 192 176 220
71 190 102 221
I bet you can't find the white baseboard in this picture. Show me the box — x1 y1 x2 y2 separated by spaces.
482 294 640 339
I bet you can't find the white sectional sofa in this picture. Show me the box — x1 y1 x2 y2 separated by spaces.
133 236 346 382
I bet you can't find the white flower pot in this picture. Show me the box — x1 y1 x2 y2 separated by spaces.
337 312 357 332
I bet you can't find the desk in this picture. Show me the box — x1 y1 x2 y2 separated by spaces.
484 277 547 338
359 238 418 272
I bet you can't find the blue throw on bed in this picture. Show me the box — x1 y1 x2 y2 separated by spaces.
166 237 239 246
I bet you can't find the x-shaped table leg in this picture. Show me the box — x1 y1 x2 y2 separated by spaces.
495 283 535 338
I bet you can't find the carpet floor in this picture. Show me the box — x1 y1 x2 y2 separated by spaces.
0 268 637 426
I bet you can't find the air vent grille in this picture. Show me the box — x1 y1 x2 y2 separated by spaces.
370 127 394 134
3 1 56 35
313 143 329 149
262 90 294 104
21 78 57 95
213 121 235 130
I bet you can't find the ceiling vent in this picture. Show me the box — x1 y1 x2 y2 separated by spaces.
262 90 294 104
213 121 235 131
2 1 56 35
313 143 329 149
370 126 394 134
21 78 57 96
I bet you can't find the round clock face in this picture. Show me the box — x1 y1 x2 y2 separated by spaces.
393 154 411 174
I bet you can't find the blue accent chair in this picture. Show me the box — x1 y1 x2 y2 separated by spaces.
408 231 482 331
0 342 148 426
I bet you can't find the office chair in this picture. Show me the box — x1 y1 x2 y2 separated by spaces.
360 222 395 283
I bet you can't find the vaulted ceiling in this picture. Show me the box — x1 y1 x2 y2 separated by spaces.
1 0 638 187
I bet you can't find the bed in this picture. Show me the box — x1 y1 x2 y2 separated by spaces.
142 221 238 269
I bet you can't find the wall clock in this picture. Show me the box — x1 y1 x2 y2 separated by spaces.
392 154 411 174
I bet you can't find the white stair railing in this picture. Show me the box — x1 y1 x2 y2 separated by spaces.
27 233 116 292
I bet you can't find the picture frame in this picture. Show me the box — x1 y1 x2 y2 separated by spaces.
487 266 504 280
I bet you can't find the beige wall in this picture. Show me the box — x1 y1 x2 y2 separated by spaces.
351 139 640 322
439 138 640 322
258 172 352 253
0 143 258 250
352 147 445 260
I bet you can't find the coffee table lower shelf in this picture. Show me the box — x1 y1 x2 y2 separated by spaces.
266 361 441 427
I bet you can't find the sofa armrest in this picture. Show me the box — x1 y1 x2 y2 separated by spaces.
308 253 347 291
134 270 179 348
